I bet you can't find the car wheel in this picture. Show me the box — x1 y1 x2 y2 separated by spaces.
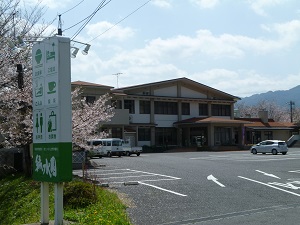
272 149 277 155
282 152 287 155
137 153 140 156
252 149 257 154
107 152 112 157
126 151 130 156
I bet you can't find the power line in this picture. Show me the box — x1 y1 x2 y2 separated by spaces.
87 0 152 44
60 0 85 15
71 0 112 41
46 0 86 34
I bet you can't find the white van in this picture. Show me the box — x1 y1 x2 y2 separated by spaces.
87 138 125 157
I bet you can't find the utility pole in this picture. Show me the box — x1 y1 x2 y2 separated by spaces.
288 101 295 123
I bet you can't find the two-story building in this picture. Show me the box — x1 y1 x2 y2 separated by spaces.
72 77 251 150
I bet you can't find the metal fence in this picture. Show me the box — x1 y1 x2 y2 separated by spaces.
0 148 86 176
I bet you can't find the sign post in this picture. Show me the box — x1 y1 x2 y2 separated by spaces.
32 36 72 225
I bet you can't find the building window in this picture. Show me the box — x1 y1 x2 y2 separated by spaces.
154 101 178 115
84 96 96 104
140 100 150 114
212 104 231 116
124 100 135 114
138 128 151 141
199 103 208 116
182 102 190 115
214 127 232 145
112 127 122 138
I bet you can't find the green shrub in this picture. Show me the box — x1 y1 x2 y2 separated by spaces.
64 180 97 209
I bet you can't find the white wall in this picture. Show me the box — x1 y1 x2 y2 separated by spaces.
181 86 207 98
155 115 178 127
133 114 151 123
190 102 199 117
154 86 177 97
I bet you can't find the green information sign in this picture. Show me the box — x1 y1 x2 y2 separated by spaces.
32 36 72 182
33 143 72 182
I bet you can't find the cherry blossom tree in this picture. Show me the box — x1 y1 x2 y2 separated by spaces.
72 87 114 150
0 0 45 148
235 100 293 122
0 1 115 176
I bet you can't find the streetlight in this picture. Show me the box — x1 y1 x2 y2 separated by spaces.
71 40 91 58
71 47 79 58
9 36 91 58
8 36 91 89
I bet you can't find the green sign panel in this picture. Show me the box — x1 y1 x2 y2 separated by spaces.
32 36 72 182
33 143 72 182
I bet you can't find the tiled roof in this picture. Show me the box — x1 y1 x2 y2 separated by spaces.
175 117 251 125
175 117 296 129
235 118 296 129
71 81 113 89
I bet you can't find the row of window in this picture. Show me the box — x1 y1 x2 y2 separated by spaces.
123 100 231 116
85 97 231 116
138 127 177 146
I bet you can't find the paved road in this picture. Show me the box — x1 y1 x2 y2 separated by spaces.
73 148 300 225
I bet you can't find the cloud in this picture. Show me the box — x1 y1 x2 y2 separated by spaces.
247 0 287 16
22 0 71 9
151 0 173 8
71 19 300 97
190 69 300 97
137 21 300 60
85 21 135 41
190 0 220 9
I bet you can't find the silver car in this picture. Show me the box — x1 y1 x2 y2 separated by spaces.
250 140 288 155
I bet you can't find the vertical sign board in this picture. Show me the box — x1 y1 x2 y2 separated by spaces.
32 36 72 182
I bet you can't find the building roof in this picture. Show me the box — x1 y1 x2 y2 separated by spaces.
71 81 113 89
113 77 241 101
175 117 251 125
235 118 296 130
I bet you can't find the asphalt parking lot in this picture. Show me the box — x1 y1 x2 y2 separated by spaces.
73 148 300 225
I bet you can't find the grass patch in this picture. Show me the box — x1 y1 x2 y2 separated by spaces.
0 174 132 225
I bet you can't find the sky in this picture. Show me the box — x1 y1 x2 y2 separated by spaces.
22 0 300 98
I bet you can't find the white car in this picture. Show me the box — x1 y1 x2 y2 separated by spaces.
250 140 288 155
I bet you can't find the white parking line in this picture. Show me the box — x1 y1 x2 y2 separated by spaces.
139 181 187 197
111 178 181 184
99 174 157 180
129 169 181 180
190 156 299 162
238 176 300 197
74 168 184 194
94 171 141 176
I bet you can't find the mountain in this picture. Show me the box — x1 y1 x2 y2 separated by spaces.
237 85 300 107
